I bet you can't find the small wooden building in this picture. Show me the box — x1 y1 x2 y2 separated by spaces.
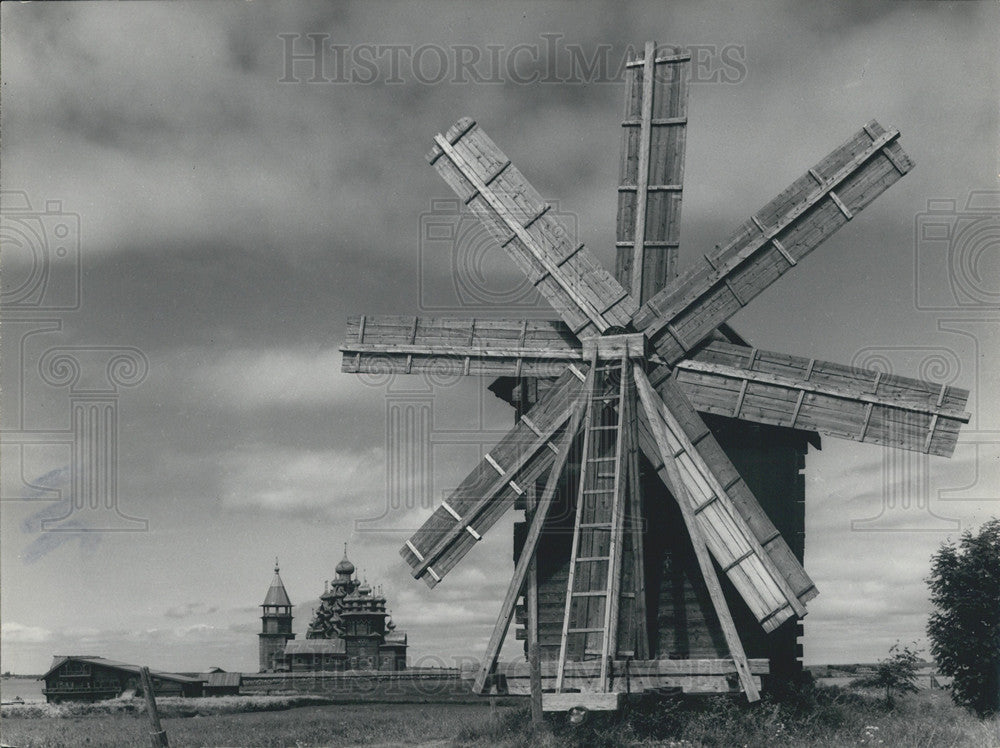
41 656 203 703
204 670 242 696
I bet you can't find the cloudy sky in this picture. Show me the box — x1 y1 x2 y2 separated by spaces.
2 1 997 675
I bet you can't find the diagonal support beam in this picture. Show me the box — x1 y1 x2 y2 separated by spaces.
637 384 760 702
473 370 593 694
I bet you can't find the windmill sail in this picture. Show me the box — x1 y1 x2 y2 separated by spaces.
635 121 914 363
672 340 970 457
428 118 638 337
616 42 691 303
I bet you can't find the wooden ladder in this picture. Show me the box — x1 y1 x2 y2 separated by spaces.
555 350 631 693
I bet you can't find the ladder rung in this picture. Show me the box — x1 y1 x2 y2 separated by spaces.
589 425 619 431
579 522 612 528
571 591 610 597
592 395 620 401
573 556 610 562
582 488 613 495
589 457 617 462
567 627 606 634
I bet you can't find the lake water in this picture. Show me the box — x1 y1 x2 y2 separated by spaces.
1 677 45 703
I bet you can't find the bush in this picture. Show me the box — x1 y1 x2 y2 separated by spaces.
851 642 920 705
927 517 1000 717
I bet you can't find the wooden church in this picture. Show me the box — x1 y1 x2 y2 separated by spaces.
340 42 970 709
258 553 408 673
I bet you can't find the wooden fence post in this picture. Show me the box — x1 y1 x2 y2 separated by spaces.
139 666 169 747
529 641 543 725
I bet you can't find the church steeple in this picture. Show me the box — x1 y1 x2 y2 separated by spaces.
258 558 295 672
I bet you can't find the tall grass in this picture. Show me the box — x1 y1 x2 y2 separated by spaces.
0 694 334 720
2 684 998 747
457 682 1000 748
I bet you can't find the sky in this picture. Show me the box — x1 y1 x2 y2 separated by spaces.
1 1 997 676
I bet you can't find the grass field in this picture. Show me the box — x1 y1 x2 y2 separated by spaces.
2 685 998 747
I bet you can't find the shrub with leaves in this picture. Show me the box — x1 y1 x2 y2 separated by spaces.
927 517 1000 717
852 642 920 704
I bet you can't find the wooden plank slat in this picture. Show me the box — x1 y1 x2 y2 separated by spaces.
634 121 913 362
501 657 768 697
643 363 817 605
543 692 623 712
501 657 769 678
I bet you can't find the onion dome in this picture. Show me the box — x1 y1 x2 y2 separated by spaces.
335 543 355 576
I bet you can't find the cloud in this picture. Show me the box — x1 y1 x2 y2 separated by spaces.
164 602 220 620
184 348 361 409
2 622 53 644
217 445 385 515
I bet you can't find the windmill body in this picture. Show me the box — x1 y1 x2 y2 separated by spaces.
341 42 971 709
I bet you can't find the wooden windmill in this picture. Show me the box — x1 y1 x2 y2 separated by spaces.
341 42 970 710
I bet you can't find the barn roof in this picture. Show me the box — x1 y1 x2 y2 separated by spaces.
42 655 202 684
206 671 242 688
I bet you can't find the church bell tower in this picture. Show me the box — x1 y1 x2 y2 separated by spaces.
258 559 295 672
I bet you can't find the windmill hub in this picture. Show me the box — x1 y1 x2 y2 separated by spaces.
580 332 648 362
